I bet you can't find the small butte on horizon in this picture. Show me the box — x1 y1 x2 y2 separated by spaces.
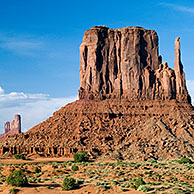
0 114 22 141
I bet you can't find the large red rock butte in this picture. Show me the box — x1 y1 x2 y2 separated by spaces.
0 26 194 160
79 27 190 103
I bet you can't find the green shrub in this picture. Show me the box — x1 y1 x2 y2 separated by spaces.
135 177 145 188
129 183 136 189
150 160 157 164
62 177 77 190
14 154 25 160
7 170 28 187
178 157 192 164
34 167 40 173
137 185 151 192
71 165 79 171
73 151 88 162
9 188 19 194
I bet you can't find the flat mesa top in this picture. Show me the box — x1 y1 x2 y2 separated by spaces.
88 25 156 32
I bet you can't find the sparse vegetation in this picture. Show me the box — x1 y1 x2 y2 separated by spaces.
0 158 192 193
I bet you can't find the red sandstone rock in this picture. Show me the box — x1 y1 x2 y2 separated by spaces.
79 26 190 103
0 26 193 161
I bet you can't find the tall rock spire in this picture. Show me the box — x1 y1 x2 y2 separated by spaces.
174 37 190 103
174 37 183 74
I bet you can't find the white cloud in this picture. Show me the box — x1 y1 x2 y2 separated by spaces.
0 86 77 133
187 80 194 104
0 87 4 94
160 3 194 14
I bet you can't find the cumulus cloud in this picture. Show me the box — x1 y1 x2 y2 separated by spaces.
160 3 194 14
0 87 77 134
0 87 4 94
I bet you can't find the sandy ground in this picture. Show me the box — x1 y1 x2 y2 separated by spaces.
0 185 143 194
0 157 144 194
0 157 73 164
0 184 144 194
0 157 171 194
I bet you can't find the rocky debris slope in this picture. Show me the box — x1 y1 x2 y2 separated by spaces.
0 100 194 160
0 26 193 160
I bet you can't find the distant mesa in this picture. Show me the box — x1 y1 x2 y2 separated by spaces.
0 115 21 141
0 26 194 160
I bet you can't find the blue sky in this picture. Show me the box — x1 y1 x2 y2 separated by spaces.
0 0 194 132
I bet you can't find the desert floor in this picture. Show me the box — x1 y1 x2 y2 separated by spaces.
0 157 193 194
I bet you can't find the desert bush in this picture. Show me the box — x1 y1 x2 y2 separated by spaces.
62 177 77 190
178 157 192 164
14 154 25 160
7 170 28 187
73 151 89 162
71 165 79 171
33 167 40 173
135 177 145 188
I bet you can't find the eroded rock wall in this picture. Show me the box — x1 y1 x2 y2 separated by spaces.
79 26 190 103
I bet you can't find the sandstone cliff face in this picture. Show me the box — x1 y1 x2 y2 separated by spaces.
79 26 190 103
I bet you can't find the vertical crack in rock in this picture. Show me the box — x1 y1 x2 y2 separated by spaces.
79 26 191 103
